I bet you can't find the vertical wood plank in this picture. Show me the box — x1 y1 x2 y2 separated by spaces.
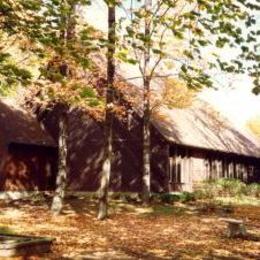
183 149 186 189
209 157 212 180
166 144 171 192
224 158 227 178
233 161 237 179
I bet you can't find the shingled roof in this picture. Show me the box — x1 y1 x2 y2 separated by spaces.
152 100 260 158
0 99 56 147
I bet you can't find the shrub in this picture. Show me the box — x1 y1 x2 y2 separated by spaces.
160 193 180 204
194 178 260 199
178 192 195 203
158 192 195 204
110 193 141 203
215 178 246 197
194 182 215 199
244 183 260 198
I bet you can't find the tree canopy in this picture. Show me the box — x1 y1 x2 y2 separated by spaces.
118 0 260 91
0 0 259 98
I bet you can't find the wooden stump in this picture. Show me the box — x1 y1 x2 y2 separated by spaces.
220 218 246 238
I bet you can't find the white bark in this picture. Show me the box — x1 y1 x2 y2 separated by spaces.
141 0 153 204
51 113 68 215
97 6 115 220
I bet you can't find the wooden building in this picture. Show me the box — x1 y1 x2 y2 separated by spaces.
22 54 260 193
39 97 260 193
0 99 57 191
151 100 260 192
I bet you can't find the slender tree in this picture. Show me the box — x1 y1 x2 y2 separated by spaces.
50 0 77 214
97 1 116 220
5 0 101 214
1 1 102 215
51 109 68 215
119 0 260 202
49 0 101 214
142 0 152 203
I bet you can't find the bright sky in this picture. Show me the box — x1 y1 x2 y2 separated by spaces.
84 0 260 126
199 80 260 126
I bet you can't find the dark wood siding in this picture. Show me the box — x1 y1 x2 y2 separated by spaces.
41 106 104 191
151 128 169 193
0 144 57 191
112 115 142 192
39 103 260 193
41 105 144 192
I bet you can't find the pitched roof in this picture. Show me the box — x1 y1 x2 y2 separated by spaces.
0 99 56 147
92 54 260 158
152 100 260 158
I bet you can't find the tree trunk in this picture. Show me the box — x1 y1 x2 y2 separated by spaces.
97 5 115 220
51 112 68 215
142 0 152 204
60 0 76 51
142 78 151 203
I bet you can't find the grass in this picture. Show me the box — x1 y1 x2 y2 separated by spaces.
215 196 260 207
0 226 15 235
142 205 187 217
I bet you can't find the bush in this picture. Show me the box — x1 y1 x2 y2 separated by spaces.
110 193 141 203
194 183 215 199
215 178 246 197
178 192 195 203
157 192 195 204
159 193 180 204
194 178 260 199
244 183 260 198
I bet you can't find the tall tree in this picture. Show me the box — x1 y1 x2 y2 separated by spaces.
97 0 116 220
0 1 103 215
119 0 260 202
50 0 78 215
48 0 102 215
142 0 152 203
2 0 102 213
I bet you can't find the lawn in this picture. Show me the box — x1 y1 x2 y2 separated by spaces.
0 195 259 259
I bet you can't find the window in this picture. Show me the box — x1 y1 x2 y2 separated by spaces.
169 157 181 183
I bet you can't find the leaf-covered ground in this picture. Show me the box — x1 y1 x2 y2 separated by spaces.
0 197 259 259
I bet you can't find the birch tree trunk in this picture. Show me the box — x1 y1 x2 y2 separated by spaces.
142 0 152 204
142 78 151 203
51 0 75 215
97 5 115 220
51 112 68 215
